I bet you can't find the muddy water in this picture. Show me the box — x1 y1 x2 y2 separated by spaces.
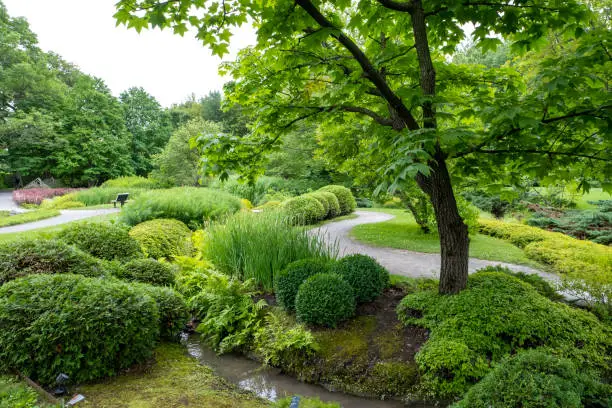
185 335 438 408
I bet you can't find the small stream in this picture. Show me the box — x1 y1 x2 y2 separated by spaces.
185 335 439 408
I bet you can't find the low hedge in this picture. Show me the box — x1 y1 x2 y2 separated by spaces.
275 258 332 311
0 274 159 386
453 350 612 408
295 273 355 327
58 222 142 261
120 187 242 229
281 195 326 225
129 218 193 259
0 239 106 285
479 219 549 248
318 191 341 218
318 185 356 215
330 254 389 303
397 271 612 398
117 258 176 287
134 283 189 339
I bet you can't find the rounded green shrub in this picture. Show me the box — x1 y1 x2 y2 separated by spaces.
454 350 612 408
0 274 159 385
134 283 189 339
330 254 389 303
129 218 193 259
318 191 341 218
318 185 356 215
304 192 330 217
295 273 355 327
58 222 142 261
275 258 332 311
117 258 176 286
281 195 326 225
0 239 106 285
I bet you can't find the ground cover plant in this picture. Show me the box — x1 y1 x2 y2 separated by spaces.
129 218 193 259
203 211 333 290
0 375 59 408
0 274 160 386
0 209 60 227
121 187 242 228
58 222 142 261
397 271 612 398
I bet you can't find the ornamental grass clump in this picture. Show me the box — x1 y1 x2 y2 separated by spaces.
275 258 332 311
58 222 142 261
129 218 193 259
295 273 355 327
203 211 334 290
330 254 389 303
121 187 242 228
0 274 159 385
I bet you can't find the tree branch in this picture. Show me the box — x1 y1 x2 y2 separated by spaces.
472 149 609 161
281 104 394 126
376 0 414 12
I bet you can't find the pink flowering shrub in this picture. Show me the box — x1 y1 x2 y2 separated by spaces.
12 188 81 205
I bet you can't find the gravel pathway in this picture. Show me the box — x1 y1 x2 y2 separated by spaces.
313 211 559 281
0 208 120 234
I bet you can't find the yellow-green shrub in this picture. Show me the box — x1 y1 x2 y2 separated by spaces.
40 193 85 209
129 219 193 260
479 219 550 247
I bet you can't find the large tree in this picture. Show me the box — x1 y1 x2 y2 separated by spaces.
116 0 611 294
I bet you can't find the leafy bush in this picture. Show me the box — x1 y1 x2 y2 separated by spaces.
318 191 341 218
203 211 333 290
40 193 85 209
0 239 105 285
0 274 159 385
12 188 79 205
275 258 332 311
0 209 59 227
330 254 389 303
117 258 176 286
477 265 562 301
120 187 242 228
129 218 193 259
397 271 612 398
134 283 189 340
479 219 549 247
454 350 612 408
527 207 612 245
281 195 326 225
101 176 161 189
318 185 356 215
253 309 318 366
304 192 330 218
210 175 321 205
462 189 512 219
58 222 142 261
295 273 356 327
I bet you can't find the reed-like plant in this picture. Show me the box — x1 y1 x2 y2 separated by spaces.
202 211 336 290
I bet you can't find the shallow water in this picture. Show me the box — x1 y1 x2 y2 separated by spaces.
185 335 439 408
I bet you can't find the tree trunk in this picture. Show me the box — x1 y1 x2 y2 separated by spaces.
417 149 469 294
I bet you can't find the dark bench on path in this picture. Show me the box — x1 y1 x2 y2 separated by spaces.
111 193 129 208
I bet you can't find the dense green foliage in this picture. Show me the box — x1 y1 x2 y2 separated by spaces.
454 350 612 408
478 265 562 301
101 176 161 189
281 195 326 225
330 254 389 303
203 211 332 289
295 273 355 327
0 274 159 385
209 175 323 205
118 258 176 287
134 283 189 340
397 272 612 398
129 218 193 259
275 258 331 311
318 186 356 216
73 187 145 206
120 187 241 228
58 222 142 261
0 239 104 285
0 375 50 408
317 191 341 218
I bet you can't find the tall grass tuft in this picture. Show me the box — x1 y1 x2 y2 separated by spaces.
120 187 242 228
203 211 336 290
74 187 147 206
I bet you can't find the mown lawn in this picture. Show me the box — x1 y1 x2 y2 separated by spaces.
352 208 542 267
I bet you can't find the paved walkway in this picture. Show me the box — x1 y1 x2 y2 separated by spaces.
313 211 559 281
0 209 120 234
0 191 24 212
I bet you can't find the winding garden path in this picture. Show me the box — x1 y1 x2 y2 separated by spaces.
313 211 559 281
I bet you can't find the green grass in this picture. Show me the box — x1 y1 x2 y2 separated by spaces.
352 209 541 267
574 188 611 210
0 209 60 227
0 375 59 407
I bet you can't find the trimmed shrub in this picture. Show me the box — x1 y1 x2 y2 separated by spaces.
454 350 612 408
0 239 105 285
479 219 549 248
275 258 332 311
281 195 326 225
58 222 142 261
135 283 189 340
204 211 333 290
117 258 176 286
0 274 159 385
330 254 389 303
318 185 356 215
129 218 193 259
397 271 612 398
295 273 356 327
120 187 242 228
304 192 330 217
318 191 341 218
101 176 161 189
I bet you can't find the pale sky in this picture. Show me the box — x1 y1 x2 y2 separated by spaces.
3 0 256 107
